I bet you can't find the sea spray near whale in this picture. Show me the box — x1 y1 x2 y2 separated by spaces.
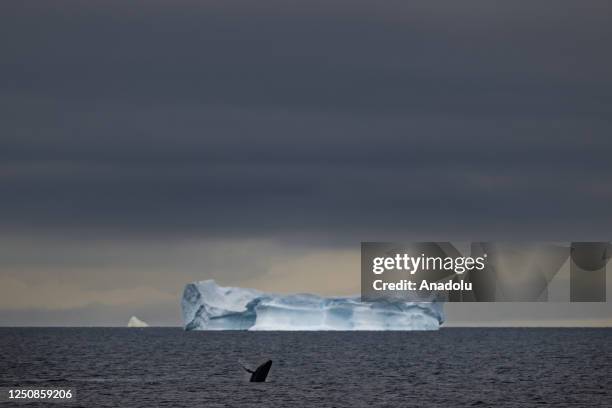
181 280 444 331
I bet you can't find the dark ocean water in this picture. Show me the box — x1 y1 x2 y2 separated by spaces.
0 328 610 407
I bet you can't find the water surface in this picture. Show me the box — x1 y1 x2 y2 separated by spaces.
0 328 610 407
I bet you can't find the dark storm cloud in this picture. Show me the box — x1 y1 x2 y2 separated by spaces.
2 1 611 115
1 1 611 240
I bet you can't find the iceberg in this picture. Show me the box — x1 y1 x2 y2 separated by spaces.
181 280 444 331
127 316 149 327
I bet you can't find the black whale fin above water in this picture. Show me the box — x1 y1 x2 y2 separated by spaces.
243 360 272 382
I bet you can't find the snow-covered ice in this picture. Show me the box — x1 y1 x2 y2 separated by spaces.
127 316 149 327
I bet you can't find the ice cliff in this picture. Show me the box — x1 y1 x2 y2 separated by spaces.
181 280 444 331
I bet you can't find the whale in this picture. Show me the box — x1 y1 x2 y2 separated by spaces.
242 360 273 382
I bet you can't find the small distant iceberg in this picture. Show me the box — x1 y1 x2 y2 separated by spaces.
181 280 444 331
127 316 149 328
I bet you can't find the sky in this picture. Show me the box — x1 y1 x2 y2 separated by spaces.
1 1 611 326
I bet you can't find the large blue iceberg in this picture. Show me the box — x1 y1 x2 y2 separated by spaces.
181 280 444 331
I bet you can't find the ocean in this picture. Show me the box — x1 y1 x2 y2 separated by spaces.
1 328 610 407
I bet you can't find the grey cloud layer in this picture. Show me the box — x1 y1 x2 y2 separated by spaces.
1 1 611 240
